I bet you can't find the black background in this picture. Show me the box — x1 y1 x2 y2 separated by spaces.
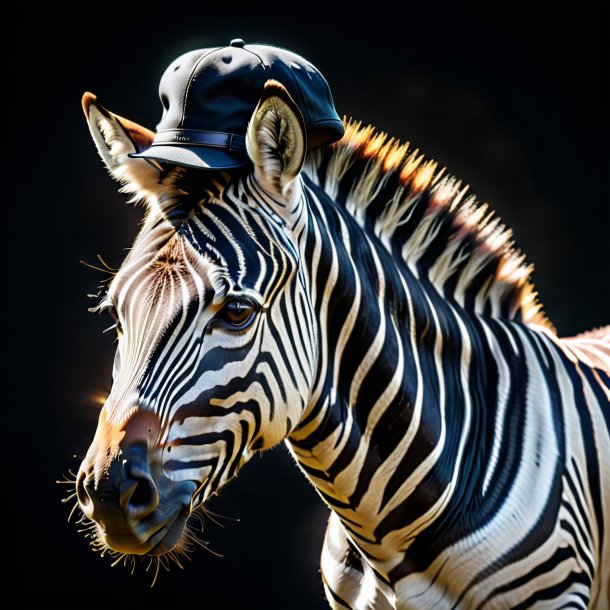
3 3 608 609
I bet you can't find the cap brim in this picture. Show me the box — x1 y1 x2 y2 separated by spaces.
129 145 248 170
305 118 345 149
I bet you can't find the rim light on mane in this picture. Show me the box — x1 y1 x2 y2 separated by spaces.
304 119 554 332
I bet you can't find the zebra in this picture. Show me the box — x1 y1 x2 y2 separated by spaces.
73 81 610 609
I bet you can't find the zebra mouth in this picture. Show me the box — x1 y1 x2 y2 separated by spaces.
77 438 198 558
97 507 190 556
87 479 197 557
145 508 190 556
94 503 191 556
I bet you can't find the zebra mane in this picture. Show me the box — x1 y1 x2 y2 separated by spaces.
304 119 554 332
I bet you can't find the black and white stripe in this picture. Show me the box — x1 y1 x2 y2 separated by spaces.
82 86 609 608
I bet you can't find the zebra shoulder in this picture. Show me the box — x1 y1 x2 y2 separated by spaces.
561 325 610 379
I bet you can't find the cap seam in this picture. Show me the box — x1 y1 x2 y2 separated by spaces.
305 117 344 127
241 47 266 66
281 64 308 114
147 41 343 167
179 47 222 127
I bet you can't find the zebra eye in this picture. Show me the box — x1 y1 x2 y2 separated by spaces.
108 305 119 324
104 305 123 335
219 298 258 329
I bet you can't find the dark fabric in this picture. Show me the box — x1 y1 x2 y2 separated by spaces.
152 129 246 151
130 39 344 169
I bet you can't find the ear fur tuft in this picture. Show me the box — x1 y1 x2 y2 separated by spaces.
82 92 160 205
246 80 307 195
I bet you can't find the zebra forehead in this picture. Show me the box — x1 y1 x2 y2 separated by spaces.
111 230 230 312
153 233 230 299
108 174 301 319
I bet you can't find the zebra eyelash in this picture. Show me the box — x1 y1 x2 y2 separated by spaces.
102 322 119 334
88 291 112 314
89 293 122 335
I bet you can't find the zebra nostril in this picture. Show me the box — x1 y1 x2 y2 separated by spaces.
119 446 160 519
76 470 94 517
120 476 159 514
129 478 155 508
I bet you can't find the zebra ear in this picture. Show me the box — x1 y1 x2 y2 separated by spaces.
82 92 161 203
246 80 307 196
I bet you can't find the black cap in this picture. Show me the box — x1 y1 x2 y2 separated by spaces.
130 39 344 170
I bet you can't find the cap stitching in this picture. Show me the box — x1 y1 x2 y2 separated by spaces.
240 46 267 67
179 47 221 127
304 117 344 128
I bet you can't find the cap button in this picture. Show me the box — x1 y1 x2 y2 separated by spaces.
230 38 245 48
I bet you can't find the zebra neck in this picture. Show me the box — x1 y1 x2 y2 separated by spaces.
303 123 553 334
288 182 497 565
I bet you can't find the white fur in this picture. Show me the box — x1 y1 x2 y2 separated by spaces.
86 104 161 207
246 82 306 204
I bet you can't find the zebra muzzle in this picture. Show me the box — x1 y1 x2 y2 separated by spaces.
76 434 197 556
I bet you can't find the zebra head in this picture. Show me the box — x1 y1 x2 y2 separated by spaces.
75 81 316 558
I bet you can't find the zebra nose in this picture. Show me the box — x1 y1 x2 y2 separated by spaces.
119 442 160 520
76 469 94 519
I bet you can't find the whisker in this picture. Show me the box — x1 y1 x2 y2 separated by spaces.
96 254 119 272
190 511 205 530
168 550 186 570
61 474 218 584
201 505 240 526
150 557 161 588
173 546 192 563
80 260 116 276
198 510 223 529
57 471 82 525
183 524 224 558
67 501 80 523
80 254 119 279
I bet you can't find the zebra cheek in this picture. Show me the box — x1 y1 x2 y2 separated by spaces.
160 422 214 488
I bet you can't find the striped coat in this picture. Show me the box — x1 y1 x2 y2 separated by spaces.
75 82 610 608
